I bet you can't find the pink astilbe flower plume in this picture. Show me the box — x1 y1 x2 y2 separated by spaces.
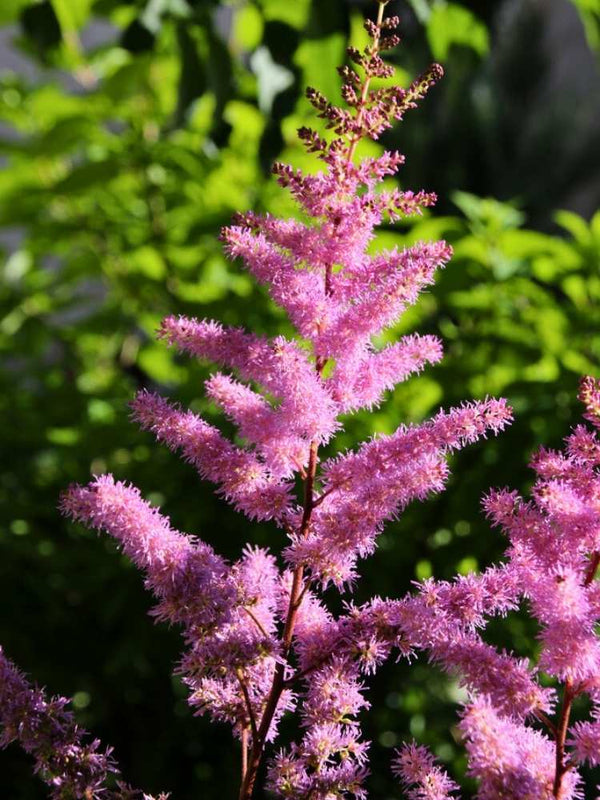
287 398 511 587
329 333 444 413
402 376 600 799
1 5 519 800
459 698 582 800
130 391 293 521
61 474 236 629
0 647 168 799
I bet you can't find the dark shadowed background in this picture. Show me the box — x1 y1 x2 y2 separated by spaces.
1 0 599 797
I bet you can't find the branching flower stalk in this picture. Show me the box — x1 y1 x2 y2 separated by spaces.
391 376 600 800
20 2 600 799
235 6 446 795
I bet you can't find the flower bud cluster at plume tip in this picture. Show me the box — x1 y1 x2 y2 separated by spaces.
0 5 526 800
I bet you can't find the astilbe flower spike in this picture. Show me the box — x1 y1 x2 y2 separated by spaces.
399 376 600 799
0 647 168 800
1 4 514 799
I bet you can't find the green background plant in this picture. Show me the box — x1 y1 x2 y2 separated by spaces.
1 0 599 797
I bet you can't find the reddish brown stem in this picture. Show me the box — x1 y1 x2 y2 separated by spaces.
553 678 575 798
236 669 258 744
238 439 320 800
346 1 386 162
584 550 600 586
241 728 249 781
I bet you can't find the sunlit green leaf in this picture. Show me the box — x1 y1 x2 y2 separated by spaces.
427 4 489 61
0 0 29 25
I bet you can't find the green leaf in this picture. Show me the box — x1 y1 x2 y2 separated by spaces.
46 426 80 445
427 4 489 62
51 0 92 32
406 0 432 24
29 116 97 157
233 5 264 50
138 344 186 384
0 0 29 25
53 159 120 193
295 33 345 109
129 247 167 281
258 0 310 28
452 191 525 232
568 0 600 50
555 209 592 244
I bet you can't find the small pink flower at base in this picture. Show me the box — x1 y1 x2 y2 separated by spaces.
566 424 600 466
301 658 370 728
392 742 459 800
302 723 369 770
185 668 295 745
267 729 370 800
267 750 312 799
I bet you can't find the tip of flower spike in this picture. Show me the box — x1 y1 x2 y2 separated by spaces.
430 63 444 81
392 743 459 798
297 126 328 154
579 375 600 430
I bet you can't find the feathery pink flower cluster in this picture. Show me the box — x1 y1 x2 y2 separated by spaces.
390 376 600 799
393 742 459 800
10 3 596 799
0 647 167 800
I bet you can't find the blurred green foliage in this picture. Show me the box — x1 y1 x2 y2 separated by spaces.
0 0 599 798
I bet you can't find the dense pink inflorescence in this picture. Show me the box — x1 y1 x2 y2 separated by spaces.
289 398 511 587
459 698 582 800
0 647 168 800
398 377 600 798
61 476 292 745
0 647 116 799
1 6 544 800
